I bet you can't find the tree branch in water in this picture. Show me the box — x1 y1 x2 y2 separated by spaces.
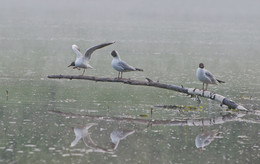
47 75 248 111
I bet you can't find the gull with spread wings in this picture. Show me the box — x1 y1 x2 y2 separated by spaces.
68 42 115 75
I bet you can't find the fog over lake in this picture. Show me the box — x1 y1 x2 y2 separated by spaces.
0 0 260 163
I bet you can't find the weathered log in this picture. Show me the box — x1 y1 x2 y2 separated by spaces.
47 75 248 111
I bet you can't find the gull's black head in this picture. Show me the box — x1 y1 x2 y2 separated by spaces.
199 63 204 69
111 50 118 57
68 61 75 67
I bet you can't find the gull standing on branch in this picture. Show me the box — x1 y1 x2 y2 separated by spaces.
111 50 143 78
196 63 225 91
68 42 115 76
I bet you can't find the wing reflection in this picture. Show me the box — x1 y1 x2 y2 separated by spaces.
71 123 113 153
195 130 221 149
110 129 135 150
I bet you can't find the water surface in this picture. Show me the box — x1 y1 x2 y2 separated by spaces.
0 0 260 163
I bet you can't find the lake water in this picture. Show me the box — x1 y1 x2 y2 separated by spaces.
0 0 260 163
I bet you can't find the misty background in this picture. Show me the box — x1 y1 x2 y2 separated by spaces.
0 0 260 163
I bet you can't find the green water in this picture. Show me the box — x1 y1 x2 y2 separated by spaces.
0 0 260 163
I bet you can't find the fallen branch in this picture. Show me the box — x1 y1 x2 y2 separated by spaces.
47 75 248 111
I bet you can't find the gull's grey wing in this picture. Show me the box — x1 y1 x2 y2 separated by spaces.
84 41 115 61
118 60 136 71
205 70 217 83
72 44 83 58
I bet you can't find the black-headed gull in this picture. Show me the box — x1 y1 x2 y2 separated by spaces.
111 50 143 78
196 63 225 90
68 42 115 75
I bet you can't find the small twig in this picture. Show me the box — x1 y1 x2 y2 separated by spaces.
145 78 153 83
6 90 8 101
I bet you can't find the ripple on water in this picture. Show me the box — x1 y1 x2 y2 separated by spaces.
49 147 56 150
63 153 84 157
62 154 70 157
7 134 15 137
24 144 36 148
33 148 41 152
6 148 13 152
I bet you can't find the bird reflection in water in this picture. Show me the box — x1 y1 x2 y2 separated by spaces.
110 129 135 150
195 130 222 150
71 123 113 153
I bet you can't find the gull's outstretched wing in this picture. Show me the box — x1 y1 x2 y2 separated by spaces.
84 41 115 61
72 44 83 58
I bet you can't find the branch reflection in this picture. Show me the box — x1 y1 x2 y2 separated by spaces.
48 110 259 127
